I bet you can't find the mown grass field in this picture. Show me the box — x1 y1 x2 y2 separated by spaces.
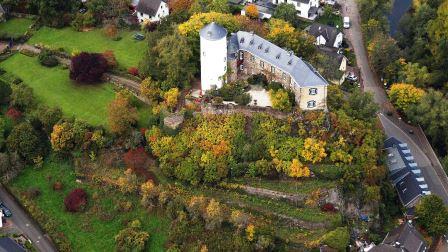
9 160 168 251
0 18 33 37
0 53 151 128
28 27 146 68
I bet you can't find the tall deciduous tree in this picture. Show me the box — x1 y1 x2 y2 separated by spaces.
154 32 196 89
416 194 448 236
273 3 297 25
107 93 138 135
388 83 425 111
7 122 44 163
245 4 259 19
70 52 109 84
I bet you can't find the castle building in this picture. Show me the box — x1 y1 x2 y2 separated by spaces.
200 22 328 110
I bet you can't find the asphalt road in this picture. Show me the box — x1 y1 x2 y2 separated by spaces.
340 0 448 203
0 186 57 252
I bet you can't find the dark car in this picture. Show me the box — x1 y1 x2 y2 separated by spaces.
133 33 145 41
0 202 12 217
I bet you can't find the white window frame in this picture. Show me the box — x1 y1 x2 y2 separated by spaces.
307 100 316 108
271 66 275 73
239 51 244 60
260 61 264 68
309 88 317 95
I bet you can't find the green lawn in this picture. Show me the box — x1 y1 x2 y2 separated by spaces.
0 54 151 127
29 27 146 68
0 18 33 37
9 160 168 251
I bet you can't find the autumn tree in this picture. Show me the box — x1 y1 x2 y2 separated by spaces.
107 93 138 135
230 210 250 230
115 220 150 252
70 52 109 84
140 77 162 105
301 138 327 164
124 147 149 170
170 0 194 13
288 159 310 178
398 62 430 88
140 180 159 208
117 169 139 194
163 88 180 111
187 195 208 221
103 23 118 39
7 122 45 163
388 83 425 111
10 84 35 111
204 199 225 230
367 33 400 76
64 188 88 212
154 32 196 88
245 4 259 19
51 122 77 153
273 3 297 25
269 89 292 112
416 195 448 236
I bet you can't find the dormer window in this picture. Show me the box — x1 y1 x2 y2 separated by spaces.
258 44 263 50
276 53 281 59
249 39 254 45
309 88 317 95
240 38 245 43
265 47 269 53
287 59 292 65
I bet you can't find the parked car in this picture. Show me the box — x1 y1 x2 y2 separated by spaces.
133 33 145 41
343 17 350 28
0 202 12 217
79 8 87 14
346 73 358 82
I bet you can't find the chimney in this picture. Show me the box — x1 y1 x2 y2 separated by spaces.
250 31 254 36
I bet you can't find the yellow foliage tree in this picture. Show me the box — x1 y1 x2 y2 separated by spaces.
288 159 311 178
388 83 425 111
163 88 180 111
301 138 327 164
50 122 75 152
245 4 259 19
140 77 161 105
246 223 256 241
178 12 243 38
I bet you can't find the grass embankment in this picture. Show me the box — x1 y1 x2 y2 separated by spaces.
0 54 151 128
0 18 34 37
28 27 146 68
9 160 169 251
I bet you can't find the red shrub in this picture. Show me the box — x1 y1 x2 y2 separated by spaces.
64 188 88 212
321 203 336 212
6 107 22 121
123 146 148 170
70 52 109 84
128 67 139 76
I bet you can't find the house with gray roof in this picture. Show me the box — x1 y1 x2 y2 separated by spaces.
227 30 328 110
384 137 429 210
308 23 343 48
367 222 428 252
136 0 169 23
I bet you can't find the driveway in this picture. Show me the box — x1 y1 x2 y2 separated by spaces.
0 186 57 252
340 0 448 205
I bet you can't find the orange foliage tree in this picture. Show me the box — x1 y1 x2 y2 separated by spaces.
245 4 259 19
107 93 138 135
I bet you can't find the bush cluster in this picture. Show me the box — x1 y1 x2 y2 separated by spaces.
38 49 59 67
64 188 88 212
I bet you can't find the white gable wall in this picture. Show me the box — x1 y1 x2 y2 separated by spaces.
137 2 169 23
333 32 343 48
316 35 326 46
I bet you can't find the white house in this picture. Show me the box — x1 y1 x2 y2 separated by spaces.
136 0 169 23
308 23 343 48
272 0 320 20
200 22 228 92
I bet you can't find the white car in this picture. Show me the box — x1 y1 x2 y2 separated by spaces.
343 17 350 29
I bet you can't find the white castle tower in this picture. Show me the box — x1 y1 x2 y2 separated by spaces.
200 22 228 92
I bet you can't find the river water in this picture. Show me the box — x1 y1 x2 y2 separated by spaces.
388 0 413 36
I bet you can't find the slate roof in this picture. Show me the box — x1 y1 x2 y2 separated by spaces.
200 22 228 41
232 31 328 87
308 23 341 47
383 222 428 252
0 237 25 252
136 0 164 16
384 137 427 208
